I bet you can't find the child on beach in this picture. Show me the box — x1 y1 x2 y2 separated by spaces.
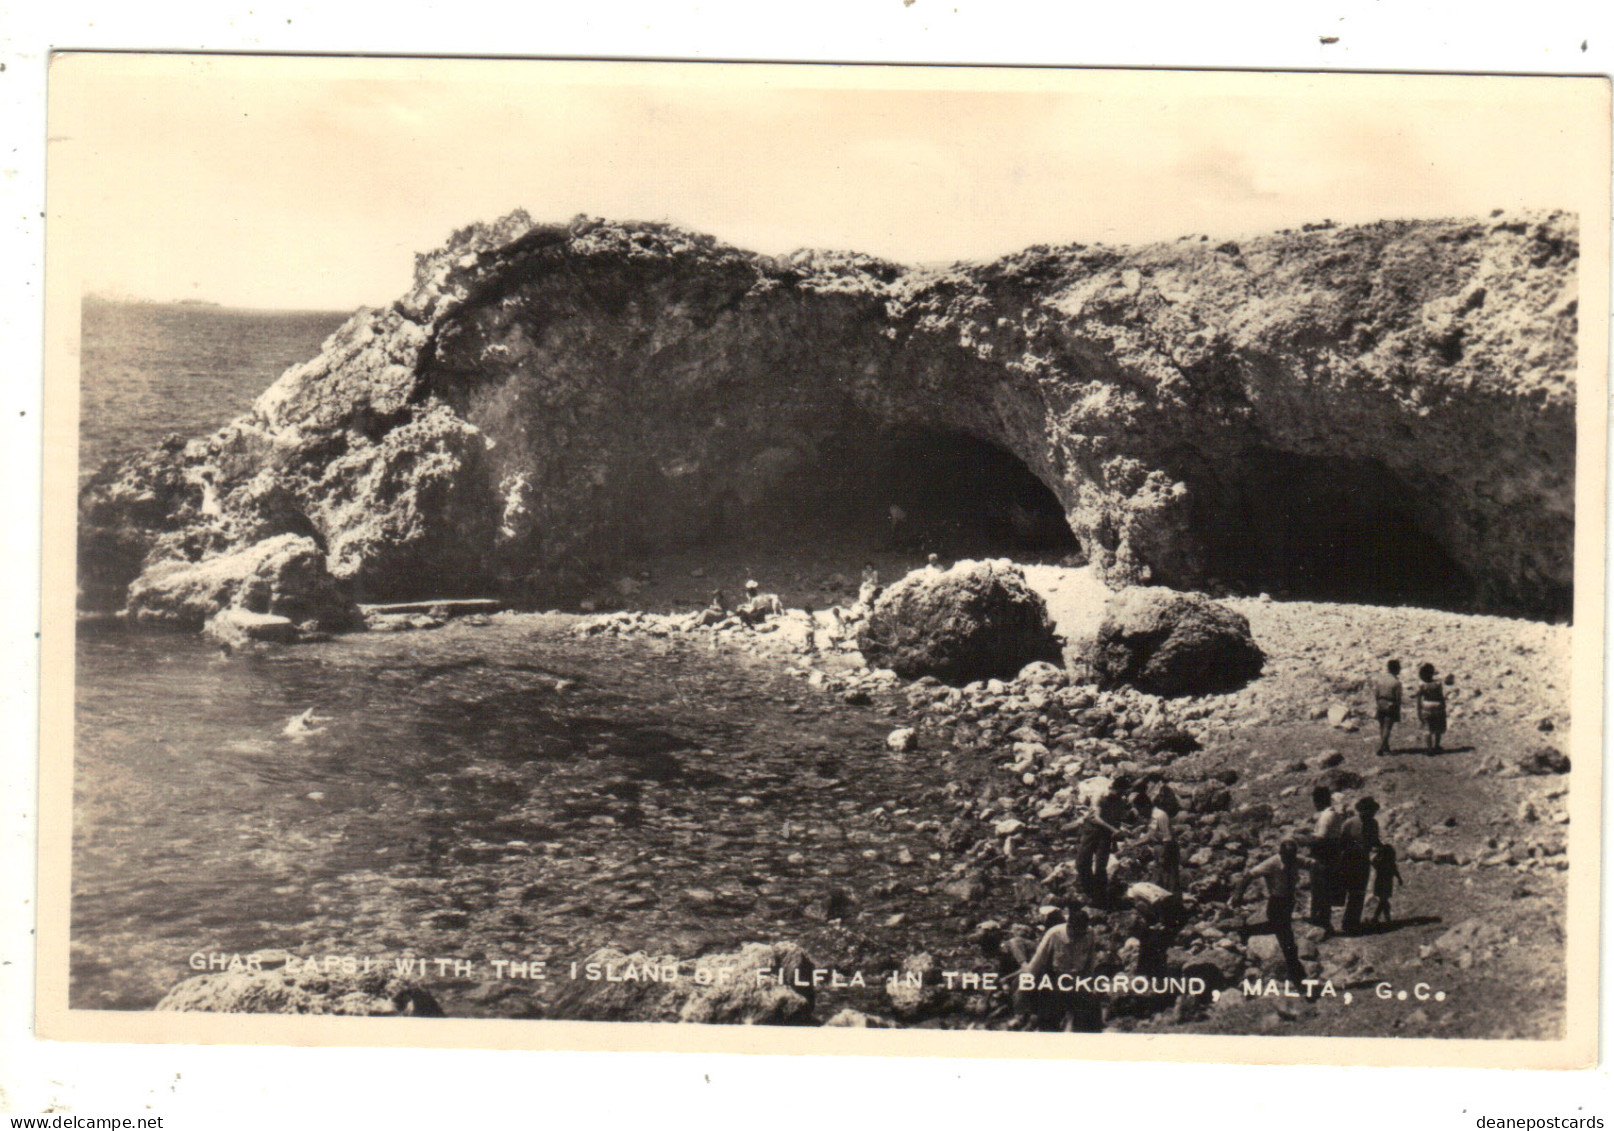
1369 844 1404 926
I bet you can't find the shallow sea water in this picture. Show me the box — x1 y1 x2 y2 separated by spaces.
72 619 976 1015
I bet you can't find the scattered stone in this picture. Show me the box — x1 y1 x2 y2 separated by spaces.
1188 781 1233 814
1316 767 1365 792
156 957 442 1016
886 953 944 1020
1018 660 1068 689
1517 746 1570 775
941 876 986 905
886 727 918 753
1228 803 1275 829
548 944 817 1025
1181 947 1243 989
824 1009 896 1028
1435 919 1507 957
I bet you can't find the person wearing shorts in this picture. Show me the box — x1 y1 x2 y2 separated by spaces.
1416 662 1447 753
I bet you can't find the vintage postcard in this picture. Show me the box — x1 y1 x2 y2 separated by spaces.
37 54 1609 1066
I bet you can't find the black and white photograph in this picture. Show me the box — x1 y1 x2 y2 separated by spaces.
36 54 1607 1066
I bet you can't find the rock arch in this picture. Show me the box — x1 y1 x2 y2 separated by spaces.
80 210 1579 620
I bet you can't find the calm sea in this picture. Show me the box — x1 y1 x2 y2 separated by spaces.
72 302 977 1020
79 299 351 484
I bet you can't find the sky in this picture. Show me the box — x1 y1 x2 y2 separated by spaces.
48 55 1608 311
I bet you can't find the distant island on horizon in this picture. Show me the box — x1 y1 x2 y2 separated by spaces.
83 292 358 316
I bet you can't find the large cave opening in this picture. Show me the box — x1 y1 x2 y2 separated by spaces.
1185 447 1475 609
721 426 1082 564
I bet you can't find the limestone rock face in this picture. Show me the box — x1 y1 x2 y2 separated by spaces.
857 560 1063 684
125 534 359 632
155 960 442 1016
1088 588 1263 697
81 210 1579 620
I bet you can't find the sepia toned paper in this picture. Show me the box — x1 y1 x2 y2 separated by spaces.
37 53 1610 1067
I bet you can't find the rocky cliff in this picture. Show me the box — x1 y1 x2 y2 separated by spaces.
80 209 1579 620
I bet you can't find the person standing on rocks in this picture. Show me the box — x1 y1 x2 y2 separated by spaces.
1416 663 1448 753
1372 659 1404 755
1302 785 1343 933
1369 844 1404 926
1073 774 1131 907
1233 839 1310 987
1338 796 1382 935
1145 777 1182 893
1018 901 1103 1032
852 565 881 617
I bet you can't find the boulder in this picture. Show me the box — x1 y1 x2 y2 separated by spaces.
885 953 945 1020
1245 934 1289 977
679 943 819 1025
126 534 358 632
1517 745 1570 775
1181 946 1245 989
1085 588 1263 697
824 1008 897 1028
1018 660 1068 688
1316 767 1365 793
1188 780 1233 814
155 956 441 1016
203 607 302 648
1435 919 1508 955
856 560 1063 685
546 943 817 1025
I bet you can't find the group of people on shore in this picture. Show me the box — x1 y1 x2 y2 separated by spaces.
1233 784 1406 988
999 654 1445 1028
1373 658 1451 755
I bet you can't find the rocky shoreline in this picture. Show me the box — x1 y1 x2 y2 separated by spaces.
153 559 1572 1037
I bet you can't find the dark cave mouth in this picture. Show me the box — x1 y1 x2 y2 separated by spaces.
1184 448 1477 610
696 428 1082 563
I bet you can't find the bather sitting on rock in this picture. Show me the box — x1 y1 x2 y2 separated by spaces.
694 589 730 627
735 579 784 625
851 564 881 617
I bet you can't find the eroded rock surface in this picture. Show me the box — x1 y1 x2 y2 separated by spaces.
82 210 1579 620
125 533 359 632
